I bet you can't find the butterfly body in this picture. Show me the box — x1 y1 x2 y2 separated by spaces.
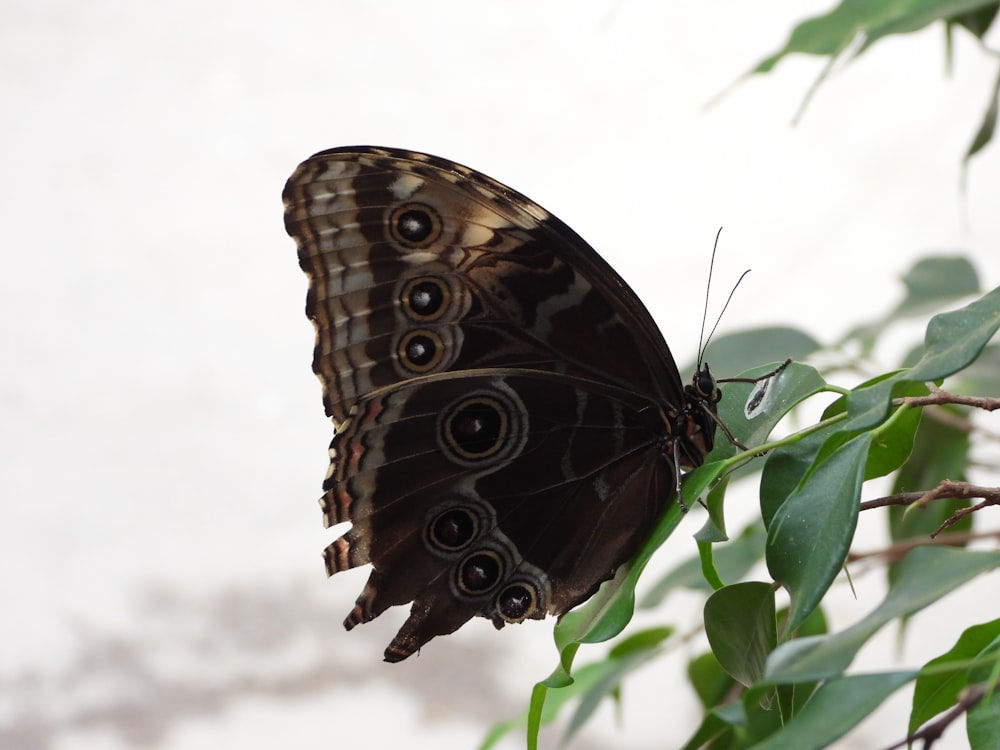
283 147 719 661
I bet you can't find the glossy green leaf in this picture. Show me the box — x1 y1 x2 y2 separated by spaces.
966 635 1000 749
895 256 982 316
705 582 777 687
759 426 834 527
949 1 999 37
564 628 674 743
482 656 627 750
861 380 925 481
951 341 1000 394
696 326 822 377
527 502 689 745
843 378 898 431
767 546 1000 683
687 650 734 709
907 284 1000 382
910 618 1000 735
748 672 917 750
772 607 829 724
965 65 1000 165
699 473 731 542
843 256 980 354
766 433 869 632
677 710 738 750
553 502 685 651
708 361 828 463
749 0 998 74
488 626 676 749
889 410 972 585
641 521 766 605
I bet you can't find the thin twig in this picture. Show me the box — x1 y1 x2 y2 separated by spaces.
859 480 1000 537
878 681 996 750
896 386 1000 412
846 529 1000 565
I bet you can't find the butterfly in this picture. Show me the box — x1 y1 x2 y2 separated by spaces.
282 147 721 662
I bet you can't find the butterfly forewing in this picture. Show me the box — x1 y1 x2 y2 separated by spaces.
283 147 687 423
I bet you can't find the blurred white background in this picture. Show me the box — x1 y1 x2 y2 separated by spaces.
3 1 999 748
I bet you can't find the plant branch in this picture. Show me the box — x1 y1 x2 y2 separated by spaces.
859 480 1000 536
896 384 1000 412
879 680 997 750
846 528 1000 566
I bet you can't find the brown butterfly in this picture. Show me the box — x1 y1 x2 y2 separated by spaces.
282 147 720 662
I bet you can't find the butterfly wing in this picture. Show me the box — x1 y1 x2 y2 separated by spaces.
321 370 674 662
283 146 685 425
283 147 706 661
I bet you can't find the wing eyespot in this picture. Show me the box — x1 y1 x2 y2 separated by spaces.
389 202 442 248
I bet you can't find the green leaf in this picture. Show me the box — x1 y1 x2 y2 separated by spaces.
696 326 822 377
708 362 828 463
747 671 917 750
698 473 731 542
528 502 690 745
951 341 1000 394
687 651 734 709
760 426 836 527
896 256 982 316
967 636 1000 748
766 546 1000 683
843 377 899 431
749 0 1000 74
705 582 777 687
677 709 738 750
949 1 1000 37
487 626 675 749
641 520 767 605
964 64 1000 165
766 433 870 632
843 256 982 353
861 380 926 481
907 284 1000 382
564 628 674 743
552 502 685 652
607 626 674 658
483 658 620 750
910 618 1000 735
889 409 972 585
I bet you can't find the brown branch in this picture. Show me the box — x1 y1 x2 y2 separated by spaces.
895 384 1000 412
846 529 1000 566
859 481 1000 537
919 404 979 434
879 681 996 750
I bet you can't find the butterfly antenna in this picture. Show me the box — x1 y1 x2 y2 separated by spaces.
697 228 750 366
704 269 751 357
696 228 720 367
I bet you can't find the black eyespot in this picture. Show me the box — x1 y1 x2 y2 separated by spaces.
497 582 537 623
443 397 506 460
401 276 449 322
388 202 442 248
456 551 503 595
428 507 479 552
437 387 526 468
404 334 434 365
397 329 444 373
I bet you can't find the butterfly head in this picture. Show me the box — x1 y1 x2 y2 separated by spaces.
674 363 721 469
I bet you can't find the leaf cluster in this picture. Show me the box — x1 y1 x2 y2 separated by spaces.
733 0 1000 167
485 257 1000 749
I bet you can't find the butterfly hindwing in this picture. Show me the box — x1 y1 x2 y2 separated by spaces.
320 371 673 662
